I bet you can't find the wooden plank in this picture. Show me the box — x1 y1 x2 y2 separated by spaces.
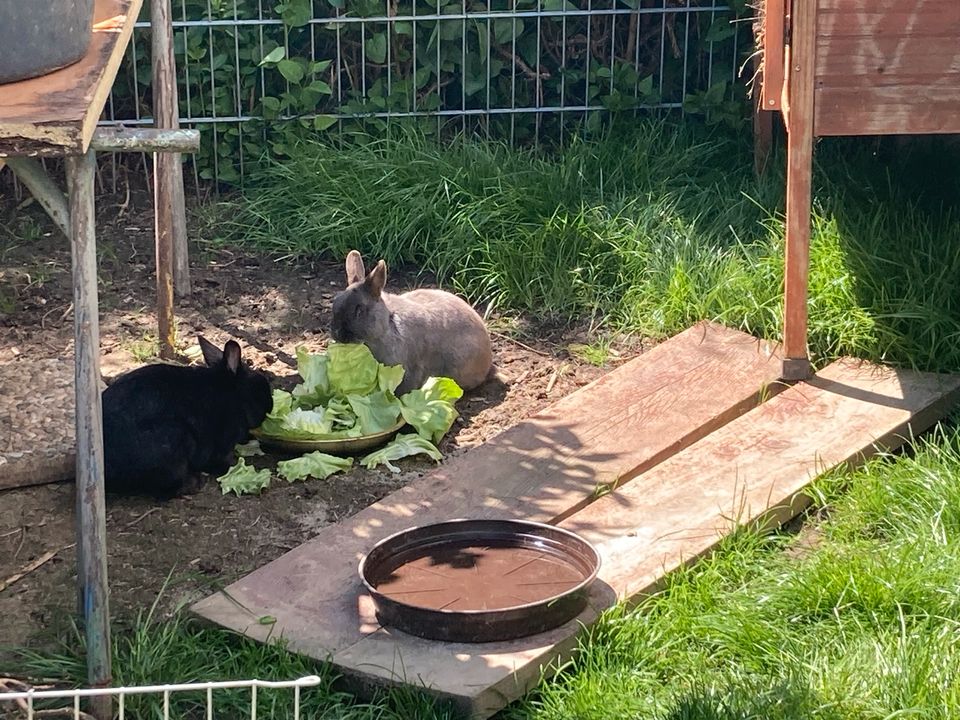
0 0 143 157
191 323 781 675
818 0 957 12
782 0 817 380
90 127 201 153
815 85 960 136
760 0 785 111
816 36 960 78
4 157 72 238
818 6 960 39
330 359 960 719
66 149 112 720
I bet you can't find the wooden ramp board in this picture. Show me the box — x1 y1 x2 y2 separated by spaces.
300 358 960 718
0 0 143 157
190 324 780 675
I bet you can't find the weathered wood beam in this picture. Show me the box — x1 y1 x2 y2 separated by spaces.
4 156 72 239
65 149 112 720
89 127 199 153
151 0 192 299
782 0 817 381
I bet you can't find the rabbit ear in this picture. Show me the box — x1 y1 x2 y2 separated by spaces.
222 340 242 375
198 335 223 367
345 250 366 285
365 259 387 298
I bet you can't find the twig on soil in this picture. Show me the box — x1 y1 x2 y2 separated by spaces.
0 528 20 540
491 332 552 358
0 543 75 594
14 527 25 560
124 507 159 528
545 363 568 395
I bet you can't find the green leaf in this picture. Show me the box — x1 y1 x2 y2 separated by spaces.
377 363 406 394
327 342 380 397
259 47 285 65
347 391 402 434
235 440 265 457
282 407 334 435
360 433 443 473
307 79 332 95
270 389 294 417
422 376 464 404
398 376 462 444
217 458 272 496
280 0 312 27
312 59 332 74
366 33 388 64
277 451 353 482
277 59 305 84
313 114 338 131
292 346 330 405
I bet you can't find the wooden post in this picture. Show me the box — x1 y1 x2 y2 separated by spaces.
66 149 112 720
781 0 816 381
151 0 191 302
154 149 176 360
4 157 71 238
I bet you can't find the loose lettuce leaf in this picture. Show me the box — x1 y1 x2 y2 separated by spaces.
359 433 442 473
398 377 463 444
324 397 357 429
292 346 330 405
327 342 380 397
277 451 353 482
421 376 464 404
347 391 402 434
270 389 294 417
377 363 405 394
282 407 334 435
235 440 264 457
217 458 272 496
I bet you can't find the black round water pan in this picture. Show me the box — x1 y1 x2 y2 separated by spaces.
358 518 601 643
0 0 95 84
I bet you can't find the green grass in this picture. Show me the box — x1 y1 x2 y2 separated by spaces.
207 121 960 372
505 421 960 720
10 582 453 720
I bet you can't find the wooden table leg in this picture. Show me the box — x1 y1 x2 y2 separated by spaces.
66 149 113 720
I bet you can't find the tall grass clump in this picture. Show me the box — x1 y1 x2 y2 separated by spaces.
504 421 960 720
213 122 960 372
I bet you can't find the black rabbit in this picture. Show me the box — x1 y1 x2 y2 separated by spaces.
101 336 272 499
330 250 494 396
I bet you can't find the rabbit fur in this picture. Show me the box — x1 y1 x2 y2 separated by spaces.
330 250 493 395
101 336 272 499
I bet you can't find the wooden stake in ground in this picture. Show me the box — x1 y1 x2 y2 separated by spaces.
781 0 816 381
151 0 190 360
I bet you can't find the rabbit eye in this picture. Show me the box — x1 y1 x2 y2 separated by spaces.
354 305 364 318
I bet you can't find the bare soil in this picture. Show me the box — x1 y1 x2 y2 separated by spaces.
0 191 641 660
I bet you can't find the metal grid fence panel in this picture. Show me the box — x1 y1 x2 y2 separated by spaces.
0 675 322 720
98 0 750 185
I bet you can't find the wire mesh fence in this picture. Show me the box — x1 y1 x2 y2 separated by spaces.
0 674 322 720
97 0 753 188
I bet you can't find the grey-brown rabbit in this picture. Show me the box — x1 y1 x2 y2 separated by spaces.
330 250 494 395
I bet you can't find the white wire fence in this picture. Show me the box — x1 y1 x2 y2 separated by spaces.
0 675 322 720
95 0 752 187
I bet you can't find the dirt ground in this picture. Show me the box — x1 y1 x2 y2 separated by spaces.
0 188 642 660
